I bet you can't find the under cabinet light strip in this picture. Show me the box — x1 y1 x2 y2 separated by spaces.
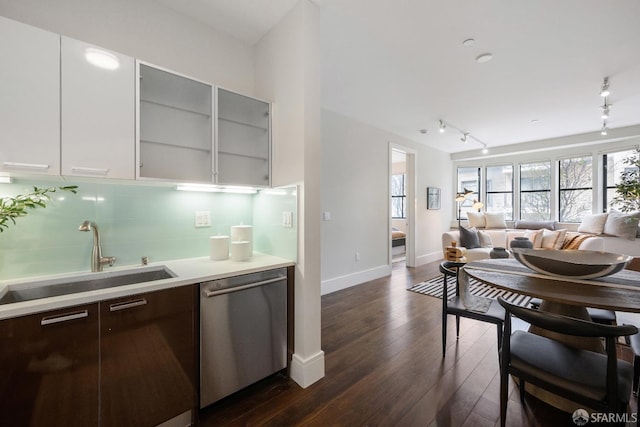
176 184 257 194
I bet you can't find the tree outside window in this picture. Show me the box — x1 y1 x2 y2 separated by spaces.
605 149 638 211
486 165 513 220
520 162 551 221
559 156 592 222
391 174 406 218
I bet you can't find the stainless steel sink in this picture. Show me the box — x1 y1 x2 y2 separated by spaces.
0 266 176 305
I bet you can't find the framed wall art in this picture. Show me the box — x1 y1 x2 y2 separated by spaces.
427 187 441 210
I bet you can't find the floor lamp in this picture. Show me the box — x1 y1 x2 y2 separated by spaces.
455 188 474 228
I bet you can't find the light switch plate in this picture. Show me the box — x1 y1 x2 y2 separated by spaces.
282 211 293 228
195 211 211 227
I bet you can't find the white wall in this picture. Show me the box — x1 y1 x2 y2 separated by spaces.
254 0 324 388
0 0 254 93
321 110 451 294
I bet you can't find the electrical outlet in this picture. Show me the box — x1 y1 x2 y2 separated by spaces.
323 211 331 221
355 252 361 261
195 211 211 227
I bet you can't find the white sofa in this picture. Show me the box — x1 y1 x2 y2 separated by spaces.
442 229 604 262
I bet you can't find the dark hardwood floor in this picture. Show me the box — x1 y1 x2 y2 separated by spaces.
199 260 638 426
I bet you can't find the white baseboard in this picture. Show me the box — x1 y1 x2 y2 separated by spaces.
290 350 325 388
321 264 391 295
415 250 443 266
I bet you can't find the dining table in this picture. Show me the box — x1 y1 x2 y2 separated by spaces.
462 257 640 412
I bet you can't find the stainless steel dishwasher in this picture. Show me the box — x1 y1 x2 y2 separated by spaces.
200 268 287 408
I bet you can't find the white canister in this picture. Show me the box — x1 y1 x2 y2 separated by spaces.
230 241 252 262
231 225 253 253
209 236 230 261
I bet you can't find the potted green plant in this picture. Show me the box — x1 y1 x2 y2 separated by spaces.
611 149 640 212
0 186 78 232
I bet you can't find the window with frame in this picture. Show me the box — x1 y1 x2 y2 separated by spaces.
456 167 480 219
604 149 638 211
485 165 513 220
520 161 551 221
559 156 593 222
391 173 406 218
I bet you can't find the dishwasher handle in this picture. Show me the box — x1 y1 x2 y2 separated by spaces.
203 275 286 298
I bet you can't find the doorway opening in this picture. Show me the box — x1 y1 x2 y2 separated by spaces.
390 145 416 267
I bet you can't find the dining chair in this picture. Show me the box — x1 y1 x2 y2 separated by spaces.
497 297 637 427
627 330 640 395
529 297 617 325
439 261 504 357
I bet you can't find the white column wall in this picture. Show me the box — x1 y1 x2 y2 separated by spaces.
254 0 324 388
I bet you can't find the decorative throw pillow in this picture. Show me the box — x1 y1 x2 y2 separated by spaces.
514 220 555 230
467 211 485 228
477 230 493 248
484 212 507 229
603 210 640 240
577 213 608 234
459 226 480 249
541 229 567 249
524 229 544 248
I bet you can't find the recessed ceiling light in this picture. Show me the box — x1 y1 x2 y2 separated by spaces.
476 53 493 63
531 119 539 124
462 38 475 46
419 129 428 134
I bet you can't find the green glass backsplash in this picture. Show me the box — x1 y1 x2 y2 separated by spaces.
0 178 297 280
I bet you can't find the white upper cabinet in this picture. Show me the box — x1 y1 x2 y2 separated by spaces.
61 36 135 179
216 88 271 187
137 62 213 183
0 16 60 176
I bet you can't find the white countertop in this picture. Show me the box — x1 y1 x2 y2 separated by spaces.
0 253 295 320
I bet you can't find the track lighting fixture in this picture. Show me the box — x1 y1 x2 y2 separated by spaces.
438 119 488 153
599 77 611 135
601 122 608 136
600 77 610 97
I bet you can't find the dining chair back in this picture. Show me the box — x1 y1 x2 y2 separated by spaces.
497 297 637 427
439 261 504 357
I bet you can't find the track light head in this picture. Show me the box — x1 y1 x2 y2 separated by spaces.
601 104 611 120
461 133 468 143
438 120 446 133
601 122 608 136
600 77 610 97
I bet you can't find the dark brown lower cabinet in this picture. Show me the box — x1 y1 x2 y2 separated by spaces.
0 285 197 427
100 285 197 427
0 303 100 427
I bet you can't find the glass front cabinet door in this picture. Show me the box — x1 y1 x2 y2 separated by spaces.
216 88 271 187
137 62 213 183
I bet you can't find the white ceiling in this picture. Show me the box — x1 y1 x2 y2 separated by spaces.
155 0 640 154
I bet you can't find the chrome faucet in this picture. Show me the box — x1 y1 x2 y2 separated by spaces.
78 220 116 272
